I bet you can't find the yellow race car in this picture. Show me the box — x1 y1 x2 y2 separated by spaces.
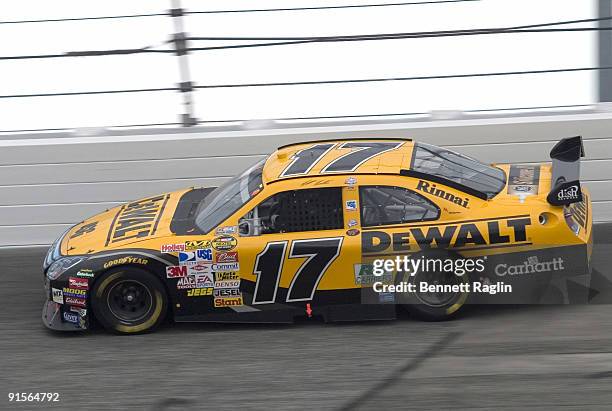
42 137 592 333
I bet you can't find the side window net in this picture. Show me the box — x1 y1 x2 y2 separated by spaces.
247 187 344 234
359 185 439 227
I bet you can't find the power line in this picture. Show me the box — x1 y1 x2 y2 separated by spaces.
193 66 612 89
2 17 610 61
2 67 609 99
0 1 480 25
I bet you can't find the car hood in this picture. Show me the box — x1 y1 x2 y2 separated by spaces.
61 187 217 255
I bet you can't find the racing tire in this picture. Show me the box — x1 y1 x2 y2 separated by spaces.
92 267 168 334
397 249 469 321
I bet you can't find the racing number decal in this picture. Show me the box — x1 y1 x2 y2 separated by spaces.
252 242 287 304
280 143 336 177
321 142 403 173
252 237 343 304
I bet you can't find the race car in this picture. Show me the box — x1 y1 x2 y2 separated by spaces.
42 136 592 333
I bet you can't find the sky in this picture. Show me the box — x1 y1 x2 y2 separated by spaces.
0 0 598 131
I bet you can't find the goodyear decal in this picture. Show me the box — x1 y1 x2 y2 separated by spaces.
106 195 169 245
362 216 531 254
103 256 148 269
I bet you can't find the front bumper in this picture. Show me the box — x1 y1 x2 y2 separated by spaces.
42 300 87 331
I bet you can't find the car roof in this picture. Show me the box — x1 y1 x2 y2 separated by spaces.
262 138 414 184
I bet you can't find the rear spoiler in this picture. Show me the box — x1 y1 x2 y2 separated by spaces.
546 136 585 206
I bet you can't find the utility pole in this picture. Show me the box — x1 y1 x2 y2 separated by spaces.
599 0 612 102
170 0 197 126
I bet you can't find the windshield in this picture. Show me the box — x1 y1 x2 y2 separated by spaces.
195 159 265 233
411 143 506 198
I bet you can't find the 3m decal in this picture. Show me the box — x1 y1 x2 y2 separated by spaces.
212 236 238 251
416 180 470 208
252 237 343 304
321 142 402 173
280 143 336 177
70 221 98 239
186 288 213 297
184 240 210 251
166 265 188 278
106 195 168 245
362 217 532 253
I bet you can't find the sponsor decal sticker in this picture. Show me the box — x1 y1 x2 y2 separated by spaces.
416 180 469 208
70 306 87 316
68 277 88 290
346 228 359 236
65 296 86 307
63 311 79 324
345 200 357 211
184 240 210 251
161 243 186 253
214 296 243 307
179 249 213 265
214 288 242 298
508 165 540 195
166 265 188 278
103 256 148 269
211 262 239 272
176 276 197 290
348 219 358 227
215 226 237 235
76 269 94 278
495 256 565 277
345 177 357 186
186 288 213 297
215 272 239 281
187 264 213 276
215 251 238 263
52 287 64 304
62 287 87 298
194 273 215 288
215 280 240 289
212 236 238 251
107 195 168 245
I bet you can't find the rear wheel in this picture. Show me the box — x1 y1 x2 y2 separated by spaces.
92 267 167 334
397 250 469 321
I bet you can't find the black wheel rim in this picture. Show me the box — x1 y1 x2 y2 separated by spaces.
107 280 153 322
414 269 462 307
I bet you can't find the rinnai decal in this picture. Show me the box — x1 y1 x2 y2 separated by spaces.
215 252 238 263
106 195 168 245
495 256 565 277
416 180 469 208
166 265 188 278
68 277 88 290
161 243 186 253
362 217 531 253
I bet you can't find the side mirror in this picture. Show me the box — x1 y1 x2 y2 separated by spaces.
239 218 262 237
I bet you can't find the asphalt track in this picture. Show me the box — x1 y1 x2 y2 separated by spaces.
1 224 612 410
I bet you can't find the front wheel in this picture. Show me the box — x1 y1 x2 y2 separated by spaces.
92 267 168 334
